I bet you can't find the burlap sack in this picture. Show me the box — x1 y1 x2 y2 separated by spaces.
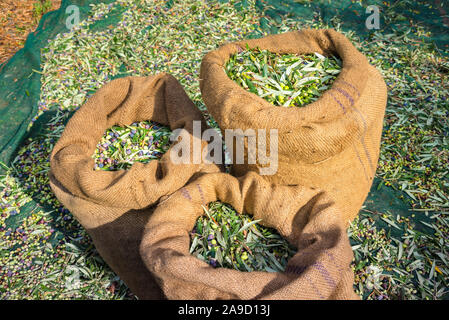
49 73 221 299
140 171 359 300
200 29 387 224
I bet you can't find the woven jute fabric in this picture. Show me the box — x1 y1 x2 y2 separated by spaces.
200 29 387 224
49 73 221 299
140 172 359 300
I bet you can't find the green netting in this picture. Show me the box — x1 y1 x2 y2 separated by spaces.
363 178 434 237
0 0 447 299
1 0 443 223
1 0 448 170
0 0 114 171
257 0 449 53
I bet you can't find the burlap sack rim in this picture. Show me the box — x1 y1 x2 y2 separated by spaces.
200 29 372 130
50 73 217 209
141 172 352 298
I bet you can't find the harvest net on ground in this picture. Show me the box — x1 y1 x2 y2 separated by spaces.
0 0 448 299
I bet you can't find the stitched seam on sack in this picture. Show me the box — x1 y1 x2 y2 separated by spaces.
329 92 347 114
336 86 375 174
341 69 382 174
341 80 361 97
312 261 337 289
303 273 325 299
350 106 375 173
180 187 192 201
196 184 205 205
352 145 369 182
335 88 354 107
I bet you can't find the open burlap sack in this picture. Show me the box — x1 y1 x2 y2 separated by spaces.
200 29 387 225
140 171 359 300
49 73 221 299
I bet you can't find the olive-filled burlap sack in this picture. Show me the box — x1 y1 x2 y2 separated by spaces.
49 73 221 299
200 29 387 225
140 171 359 300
